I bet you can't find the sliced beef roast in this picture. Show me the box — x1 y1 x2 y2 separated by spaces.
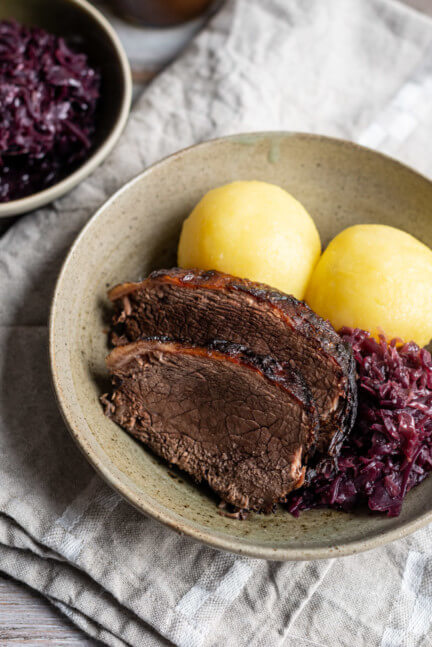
108 268 357 457
101 339 319 512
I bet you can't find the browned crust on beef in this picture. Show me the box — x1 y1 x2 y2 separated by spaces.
102 338 319 512
108 268 357 459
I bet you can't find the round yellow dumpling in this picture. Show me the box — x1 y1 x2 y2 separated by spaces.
305 224 432 347
177 181 321 299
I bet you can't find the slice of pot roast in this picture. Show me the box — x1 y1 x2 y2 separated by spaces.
108 268 357 458
101 339 319 512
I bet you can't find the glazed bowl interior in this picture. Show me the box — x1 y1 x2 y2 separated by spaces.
50 132 432 560
0 0 131 219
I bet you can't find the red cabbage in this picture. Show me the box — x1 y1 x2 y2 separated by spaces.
286 328 432 517
0 20 100 202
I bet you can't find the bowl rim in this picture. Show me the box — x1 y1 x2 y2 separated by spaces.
0 0 132 218
50 131 432 561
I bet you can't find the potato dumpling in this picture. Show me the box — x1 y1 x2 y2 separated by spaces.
305 224 432 347
178 181 321 299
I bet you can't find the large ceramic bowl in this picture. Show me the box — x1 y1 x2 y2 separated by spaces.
50 132 432 560
0 0 132 220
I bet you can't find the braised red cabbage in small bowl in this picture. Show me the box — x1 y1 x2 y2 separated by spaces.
0 0 131 219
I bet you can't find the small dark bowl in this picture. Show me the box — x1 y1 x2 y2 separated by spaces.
0 0 132 220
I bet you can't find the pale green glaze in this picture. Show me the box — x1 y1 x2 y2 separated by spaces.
0 0 132 219
267 141 281 164
50 133 432 561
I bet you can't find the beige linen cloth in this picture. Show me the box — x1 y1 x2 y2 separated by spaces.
1 1 432 645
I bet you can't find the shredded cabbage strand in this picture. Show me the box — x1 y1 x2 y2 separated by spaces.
287 328 432 517
0 20 100 201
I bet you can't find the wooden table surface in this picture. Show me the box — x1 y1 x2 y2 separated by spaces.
0 577 98 646
1 0 431 645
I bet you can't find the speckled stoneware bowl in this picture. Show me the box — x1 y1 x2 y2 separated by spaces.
0 0 131 221
50 132 432 561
